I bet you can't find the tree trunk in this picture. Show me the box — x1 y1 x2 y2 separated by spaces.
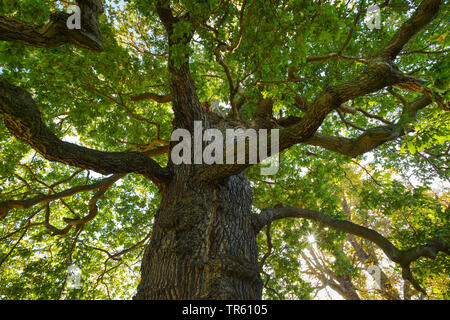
132 55 265 299
334 274 360 300
134 168 263 299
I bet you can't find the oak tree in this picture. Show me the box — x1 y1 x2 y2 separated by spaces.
0 0 448 299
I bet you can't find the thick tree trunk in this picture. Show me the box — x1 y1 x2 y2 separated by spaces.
132 53 265 299
134 168 263 299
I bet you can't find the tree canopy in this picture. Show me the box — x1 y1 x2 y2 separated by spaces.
0 0 448 299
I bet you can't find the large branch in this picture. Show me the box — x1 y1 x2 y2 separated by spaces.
0 0 104 51
197 63 417 181
154 1 206 131
254 204 450 294
278 62 410 149
280 0 442 148
195 0 443 181
0 1 173 188
379 0 442 61
0 79 170 186
304 94 432 157
0 173 123 220
281 0 443 146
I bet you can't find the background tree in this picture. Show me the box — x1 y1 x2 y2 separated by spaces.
0 0 448 299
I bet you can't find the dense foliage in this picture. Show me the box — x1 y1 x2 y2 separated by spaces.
0 0 448 299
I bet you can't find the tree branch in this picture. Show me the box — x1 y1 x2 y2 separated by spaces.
0 79 170 186
196 0 443 181
0 1 171 186
129 92 172 103
43 204 72 236
280 0 442 151
254 204 449 294
63 174 123 226
379 0 443 61
0 174 124 220
155 1 205 130
303 94 432 157
0 0 104 52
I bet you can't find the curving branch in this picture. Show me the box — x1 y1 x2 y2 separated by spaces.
196 0 443 181
2 173 124 238
304 94 432 157
0 79 170 186
0 0 104 52
129 92 172 103
253 204 450 294
280 0 442 133
155 1 206 130
379 0 443 61
0 174 124 220
0 0 171 187
278 65 426 153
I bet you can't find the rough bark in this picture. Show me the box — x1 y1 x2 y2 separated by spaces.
134 169 263 299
